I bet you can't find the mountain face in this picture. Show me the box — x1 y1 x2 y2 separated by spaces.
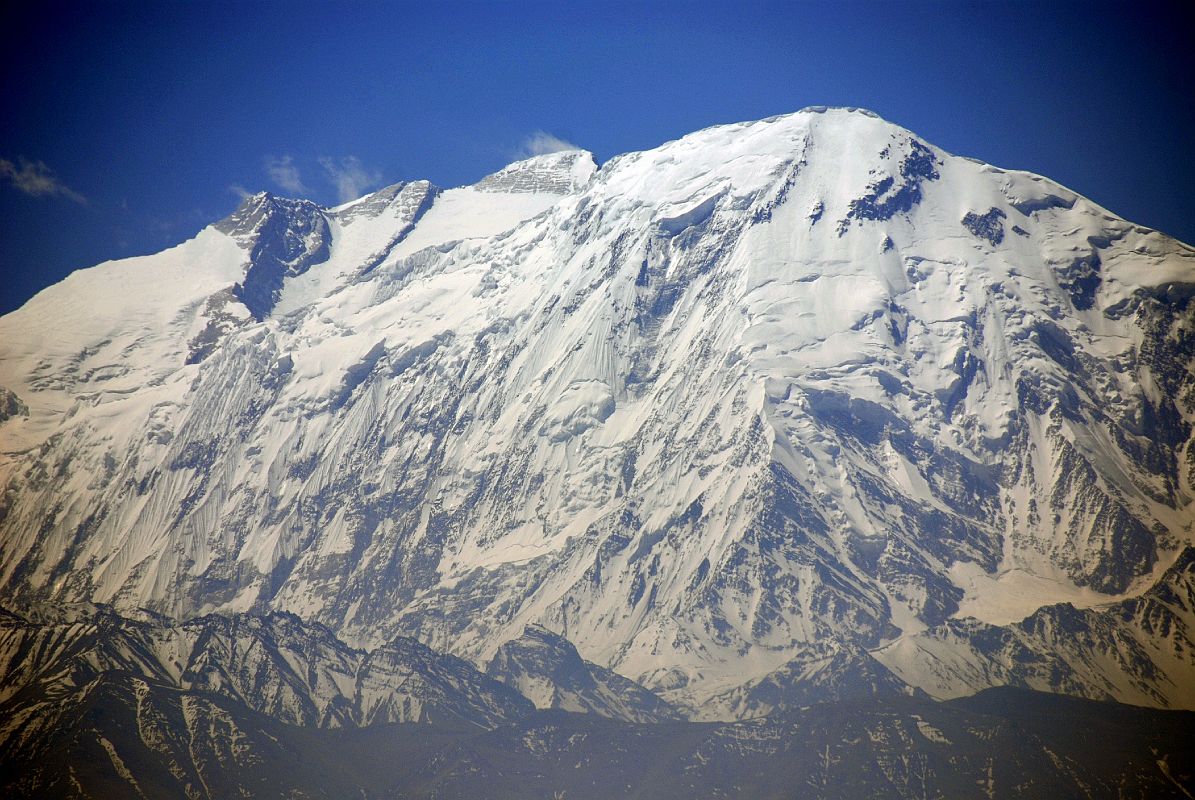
1 107 1193 715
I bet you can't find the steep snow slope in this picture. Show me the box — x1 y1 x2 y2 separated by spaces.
1 108 1192 710
0 229 247 441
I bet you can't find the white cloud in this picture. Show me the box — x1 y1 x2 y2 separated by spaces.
522 130 582 156
263 154 308 195
320 155 383 204
228 183 251 200
0 157 86 203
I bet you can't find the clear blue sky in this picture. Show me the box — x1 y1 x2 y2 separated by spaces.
1 0 1191 315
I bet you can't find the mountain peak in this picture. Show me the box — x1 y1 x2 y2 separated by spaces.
473 148 597 194
487 625 681 722
214 190 324 243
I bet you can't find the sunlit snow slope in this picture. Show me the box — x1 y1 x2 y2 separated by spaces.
1 109 1193 713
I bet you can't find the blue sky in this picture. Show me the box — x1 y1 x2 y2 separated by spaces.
1 0 1191 315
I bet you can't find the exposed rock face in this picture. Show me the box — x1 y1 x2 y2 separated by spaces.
216 193 332 319
0 107 1193 711
0 388 26 424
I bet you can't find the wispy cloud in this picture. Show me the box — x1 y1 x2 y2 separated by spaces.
263 154 308 195
228 183 252 200
320 155 382 204
0 157 86 203
522 131 582 157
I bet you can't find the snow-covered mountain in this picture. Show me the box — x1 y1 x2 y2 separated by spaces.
1 107 1193 714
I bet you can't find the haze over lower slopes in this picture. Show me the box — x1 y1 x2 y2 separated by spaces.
1 0 1192 315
